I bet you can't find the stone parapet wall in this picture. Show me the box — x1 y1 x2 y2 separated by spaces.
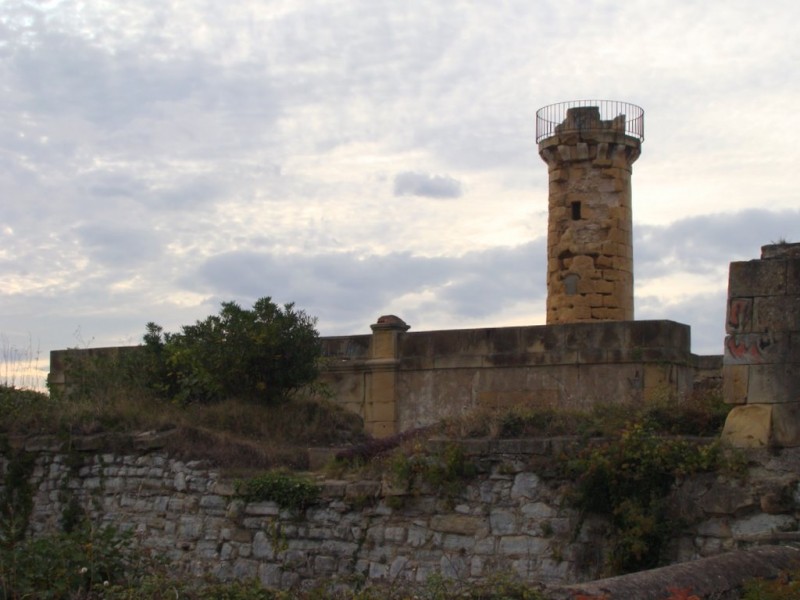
50 320 720 439
4 435 800 594
315 320 712 434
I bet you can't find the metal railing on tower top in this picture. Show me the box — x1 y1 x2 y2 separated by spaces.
536 100 644 143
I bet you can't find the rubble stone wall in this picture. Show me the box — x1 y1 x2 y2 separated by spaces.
4 435 800 593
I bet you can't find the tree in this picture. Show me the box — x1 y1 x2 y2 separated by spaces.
144 297 321 404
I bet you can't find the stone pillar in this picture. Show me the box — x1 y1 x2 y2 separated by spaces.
722 243 800 447
538 106 641 324
364 315 409 438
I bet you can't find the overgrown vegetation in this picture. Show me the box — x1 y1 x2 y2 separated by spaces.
0 389 364 472
0 449 36 548
0 298 362 470
142 297 321 405
440 385 730 440
562 422 744 575
0 524 139 599
387 441 477 504
235 471 321 511
0 334 43 392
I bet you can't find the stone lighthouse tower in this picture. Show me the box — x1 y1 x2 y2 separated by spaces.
536 100 644 324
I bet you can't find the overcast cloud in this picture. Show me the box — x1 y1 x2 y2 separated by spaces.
1 0 799 387
393 172 463 199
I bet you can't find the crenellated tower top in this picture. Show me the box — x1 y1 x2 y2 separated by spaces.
537 100 644 324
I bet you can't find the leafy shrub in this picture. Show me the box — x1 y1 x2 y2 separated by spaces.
0 385 50 423
0 449 36 548
564 422 733 574
235 471 320 510
0 525 138 599
145 297 321 405
389 442 477 503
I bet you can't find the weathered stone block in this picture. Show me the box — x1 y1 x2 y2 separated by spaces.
199 495 226 511
490 509 518 535
498 535 549 557
753 296 800 333
511 472 541 500
368 401 396 422
256 563 282 587
178 516 203 541
724 334 772 365
252 531 275 559
748 363 800 403
722 365 749 404
727 298 753 333
723 403 800 448
788 259 800 295
730 513 797 539
729 260 787 297
771 402 800 447
521 502 558 519
429 514 484 535
722 405 771 448
442 533 475 552
245 501 280 516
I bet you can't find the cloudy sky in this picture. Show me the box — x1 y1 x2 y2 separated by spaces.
2 0 799 388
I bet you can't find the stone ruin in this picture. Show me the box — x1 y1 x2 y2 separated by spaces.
722 242 800 447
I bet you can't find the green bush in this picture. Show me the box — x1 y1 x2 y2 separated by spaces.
389 442 477 504
0 525 138 599
235 471 320 510
0 449 36 548
564 422 733 575
145 297 321 405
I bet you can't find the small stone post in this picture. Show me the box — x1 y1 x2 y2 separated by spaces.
537 101 643 324
722 243 800 447
364 315 409 438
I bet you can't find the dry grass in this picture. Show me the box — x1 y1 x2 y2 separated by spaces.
439 384 728 441
1 334 44 391
331 383 728 477
0 385 366 472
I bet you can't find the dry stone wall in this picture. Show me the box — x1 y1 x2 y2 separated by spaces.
4 434 800 594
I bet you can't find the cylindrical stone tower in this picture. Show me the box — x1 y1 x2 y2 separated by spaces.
536 100 644 324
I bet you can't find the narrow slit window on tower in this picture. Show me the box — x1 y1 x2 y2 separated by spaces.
571 201 582 220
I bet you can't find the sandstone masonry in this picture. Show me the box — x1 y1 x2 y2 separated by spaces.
537 104 642 324
722 243 800 447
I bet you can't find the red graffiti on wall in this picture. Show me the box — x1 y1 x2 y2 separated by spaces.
725 337 761 363
727 298 751 332
725 332 774 364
